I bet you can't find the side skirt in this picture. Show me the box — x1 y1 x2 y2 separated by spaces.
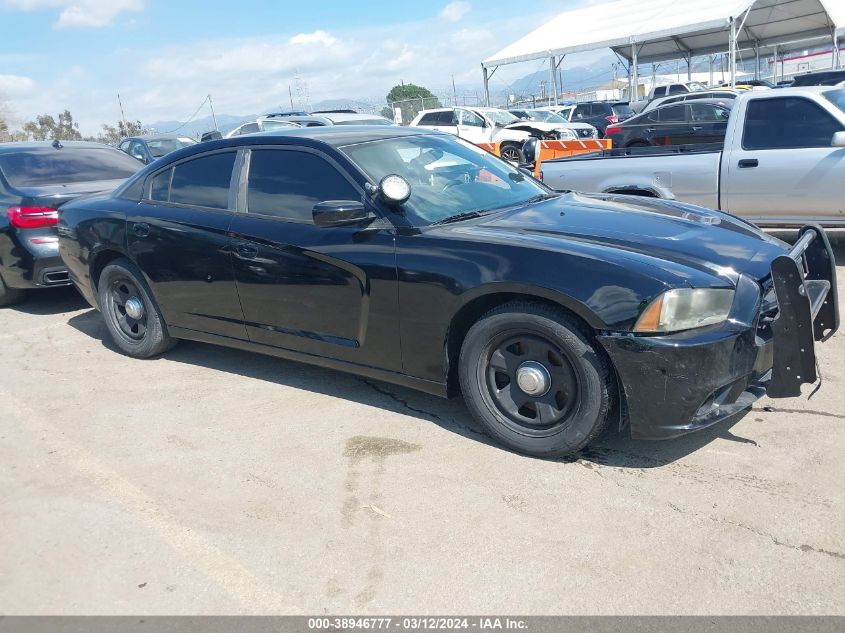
168 325 449 398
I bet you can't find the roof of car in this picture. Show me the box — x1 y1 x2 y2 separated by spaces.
230 125 440 147
0 140 117 153
128 134 195 142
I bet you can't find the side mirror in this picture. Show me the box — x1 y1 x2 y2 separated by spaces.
832 131 845 148
312 200 375 228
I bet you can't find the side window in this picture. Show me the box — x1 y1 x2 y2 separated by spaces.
239 122 260 135
458 109 484 127
743 97 844 150
128 141 146 161
436 110 456 125
573 105 590 120
667 85 687 96
247 150 359 222
169 152 236 209
658 104 687 122
119 140 131 152
417 113 440 126
149 168 172 202
691 103 728 122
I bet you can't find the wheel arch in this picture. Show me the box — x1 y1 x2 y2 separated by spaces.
89 248 130 295
443 285 604 396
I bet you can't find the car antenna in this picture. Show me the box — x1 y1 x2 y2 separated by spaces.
52 139 63 149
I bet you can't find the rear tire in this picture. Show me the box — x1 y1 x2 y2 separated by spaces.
0 274 25 308
97 258 176 358
459 302 613 457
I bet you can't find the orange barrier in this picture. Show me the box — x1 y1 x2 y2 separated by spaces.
476 142 499 155
533 139 611 178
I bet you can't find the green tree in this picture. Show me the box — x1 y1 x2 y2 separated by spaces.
98 120 144 144
385 83 442 124
22 110 82 141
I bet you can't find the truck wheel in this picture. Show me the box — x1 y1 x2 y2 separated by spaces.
459 302 614 457
97 258 176 358
0 273 25 308
499 143 524 163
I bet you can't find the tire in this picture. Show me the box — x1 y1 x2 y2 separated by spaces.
499 143 524 163
97 258 176 358
459 302 614 457
0 273 25 308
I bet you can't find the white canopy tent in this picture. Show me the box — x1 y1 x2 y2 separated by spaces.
481 0 845 104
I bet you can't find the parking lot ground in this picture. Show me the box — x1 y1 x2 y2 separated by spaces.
1 235 843 615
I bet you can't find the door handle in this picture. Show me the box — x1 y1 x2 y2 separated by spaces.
738 159 759 169
233 243 259 259
691 126 703 131
132 222 150 238
646 127 656 132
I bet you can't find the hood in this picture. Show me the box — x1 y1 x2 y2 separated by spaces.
453 192 788 284
504 121 558 133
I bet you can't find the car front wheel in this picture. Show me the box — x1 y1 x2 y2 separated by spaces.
97 258 176 358
459 302 614 457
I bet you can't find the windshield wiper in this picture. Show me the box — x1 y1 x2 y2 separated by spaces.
431 210 489 226
524 193 560 204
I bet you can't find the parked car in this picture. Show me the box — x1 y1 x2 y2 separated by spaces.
226 116 301 138
605 100 733 148
790 69 845 87
118 134 197 164
0 140 142 306
411 107 577 162
535 104 576 120
569 101 634 136
541 87 845 227
57 127 838 457
640 90 738 114
509 109 599 139
647 81 708 101
273 112 395 127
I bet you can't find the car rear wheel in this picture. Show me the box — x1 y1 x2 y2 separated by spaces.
459 302 613 457
98 258 176 358
0 273 25 308
499 143 524 163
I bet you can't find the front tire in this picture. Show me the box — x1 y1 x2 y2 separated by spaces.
97 258 176 358
459 302 613 457
0 273 25 308
499 143 524 163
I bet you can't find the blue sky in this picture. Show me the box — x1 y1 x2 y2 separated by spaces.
0 0 605 134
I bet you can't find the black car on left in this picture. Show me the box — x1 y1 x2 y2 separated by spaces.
0 140 141 306
605 99 733 148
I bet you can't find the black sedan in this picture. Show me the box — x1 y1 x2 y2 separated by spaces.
0 140 142 306
57 127 838 457
606 99 733 148
118 134 197 164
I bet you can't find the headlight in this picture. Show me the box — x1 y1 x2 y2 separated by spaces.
633 288 735 333
557 128 577 140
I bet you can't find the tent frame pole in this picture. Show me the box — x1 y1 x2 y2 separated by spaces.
730 17 737 88
482 66 490 107
834 32 840 69
755 41 760 79
631 43 639 103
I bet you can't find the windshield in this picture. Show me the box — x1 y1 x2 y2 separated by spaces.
0 147 141 187
824 89 845 114
479 110 519 126
147 137 196 158
527 110 567 124
340 134 548 226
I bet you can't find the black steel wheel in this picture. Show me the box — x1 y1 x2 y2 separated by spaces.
97 258 176 358
459 302 614 457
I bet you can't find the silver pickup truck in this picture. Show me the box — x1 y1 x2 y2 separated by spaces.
541 87 845 227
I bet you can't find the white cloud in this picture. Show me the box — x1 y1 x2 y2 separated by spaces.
439 1 471 22
1 0 143 28
290 30 338 47
0 74 36 97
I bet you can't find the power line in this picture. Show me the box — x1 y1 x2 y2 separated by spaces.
160 95 211 134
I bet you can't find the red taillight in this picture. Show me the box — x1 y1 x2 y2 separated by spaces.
605 125 622 136
606 115 619 124
7 206 58 229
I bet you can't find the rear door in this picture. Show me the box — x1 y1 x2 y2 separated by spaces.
227 146 402 370
722 95 845 222
129 150 246 339
689 103 731 144
649 104 692 146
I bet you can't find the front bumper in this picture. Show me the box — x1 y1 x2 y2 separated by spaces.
599 225 839 440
